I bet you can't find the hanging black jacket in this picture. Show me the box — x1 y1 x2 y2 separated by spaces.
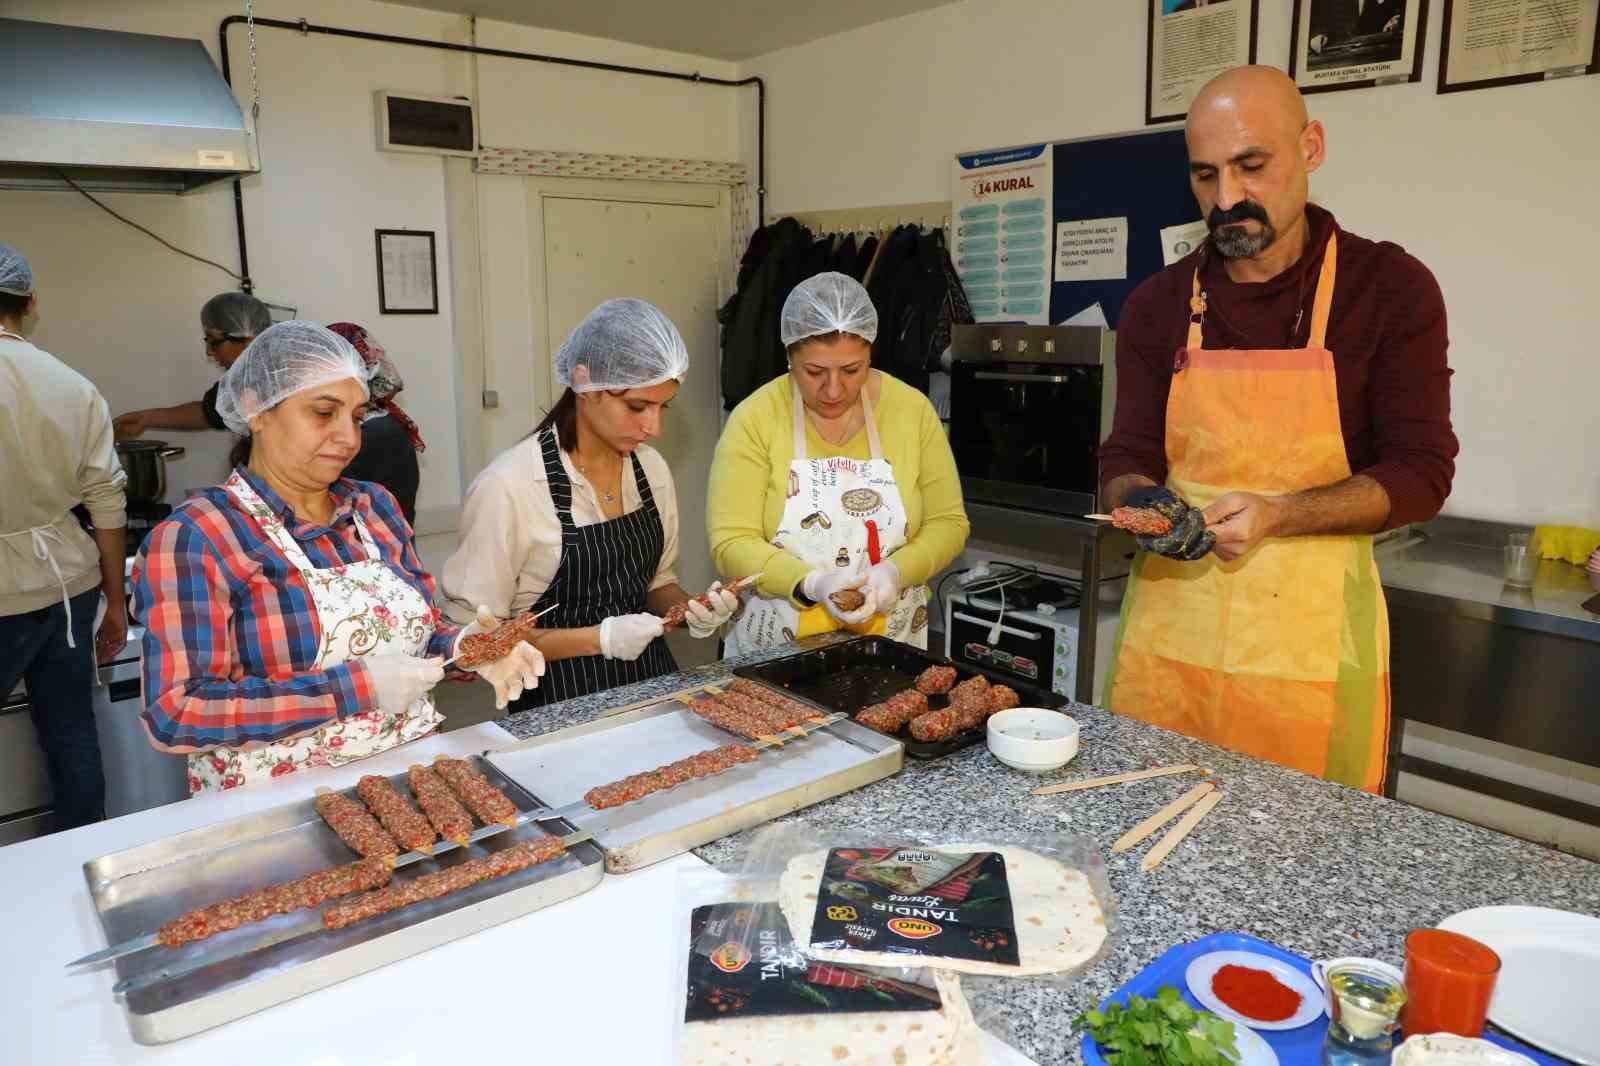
719 218 813 411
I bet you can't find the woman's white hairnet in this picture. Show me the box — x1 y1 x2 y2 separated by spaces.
555 298 689 393
201 291 273 337
0 243 36 297
780 271 878 348
214 321 370 435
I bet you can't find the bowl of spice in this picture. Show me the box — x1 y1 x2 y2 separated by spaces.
1185 949 1326 1031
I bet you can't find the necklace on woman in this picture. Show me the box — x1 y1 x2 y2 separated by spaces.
576 458 619 503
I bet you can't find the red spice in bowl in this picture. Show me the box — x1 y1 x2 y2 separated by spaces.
1211 963 1302 1022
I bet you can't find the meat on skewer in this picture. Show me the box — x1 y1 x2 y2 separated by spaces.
908 707 965 742
989 684 1021 714
407 764 475 846
432 756 520 827
725 679 825 725
314 791 400 858
356 775 437 854
660 575 760 631
915 664 959 695
322 838 566 931
159 856 394 948
1110 506 1173 537
947 675 993 714
855 689 930 734
453 610 542 669
719 688 807 732
583 744 757 810
685 697 773 742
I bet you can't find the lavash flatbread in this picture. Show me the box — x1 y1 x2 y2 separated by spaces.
678 970 979 1066
778 843 1107 977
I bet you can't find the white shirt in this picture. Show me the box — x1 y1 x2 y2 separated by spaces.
440 436 679 624
0 334 127 616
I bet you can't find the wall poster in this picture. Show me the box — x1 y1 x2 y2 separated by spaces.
1146 0 1261 124
1290 0 1430 93
951 144 1055 325
1438 0 1598 92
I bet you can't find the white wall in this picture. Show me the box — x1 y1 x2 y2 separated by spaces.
1 0 744 525
740 0 1600 526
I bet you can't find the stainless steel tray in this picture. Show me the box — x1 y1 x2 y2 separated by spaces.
83 757 605 1044
487 683 903 873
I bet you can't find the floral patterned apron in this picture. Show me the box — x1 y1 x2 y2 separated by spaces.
187 472 443 794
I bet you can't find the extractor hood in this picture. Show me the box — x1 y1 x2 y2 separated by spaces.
0 18 259 194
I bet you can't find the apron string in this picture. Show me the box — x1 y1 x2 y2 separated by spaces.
1187 271 1206 351
791 379 809 461
0 524 76 647
1307 232 1338 351
859 373 886 462
791 374 886 461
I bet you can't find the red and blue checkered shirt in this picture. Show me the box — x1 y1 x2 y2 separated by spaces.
131 466 459 752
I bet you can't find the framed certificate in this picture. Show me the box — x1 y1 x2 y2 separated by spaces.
374 229 439 315
1438 0 1598 93
1146 0 1261 125
1290 0 1430 94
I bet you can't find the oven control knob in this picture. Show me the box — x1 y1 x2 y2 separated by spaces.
1036 603 1056 616
989 338 1002 353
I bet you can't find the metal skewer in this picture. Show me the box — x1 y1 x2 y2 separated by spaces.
441 601 561 669
108 826 594 996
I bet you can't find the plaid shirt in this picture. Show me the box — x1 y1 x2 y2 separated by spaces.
132 466 458 752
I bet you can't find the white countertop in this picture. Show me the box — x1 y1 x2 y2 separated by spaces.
2 722 1034 1065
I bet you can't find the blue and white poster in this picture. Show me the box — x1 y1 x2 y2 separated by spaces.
952 144 1054 325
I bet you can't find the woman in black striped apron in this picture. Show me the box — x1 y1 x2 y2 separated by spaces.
441 299 738 709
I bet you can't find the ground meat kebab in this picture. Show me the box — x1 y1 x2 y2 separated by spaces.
158 856 394 948
356 774 437 853
314 791 400 858
432 756 521 827
583 743 758 809
322 837 567 931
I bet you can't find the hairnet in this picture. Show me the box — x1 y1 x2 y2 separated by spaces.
201 291 273 338
554 298 689 393
780 271 878 348
214 321 370 435
0 243 35 297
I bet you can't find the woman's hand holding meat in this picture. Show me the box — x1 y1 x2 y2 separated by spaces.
454 604 546 708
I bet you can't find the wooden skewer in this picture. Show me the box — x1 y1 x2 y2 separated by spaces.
1141 790 1223 872
441 602 561 669
673 691 783 745
1031 763 1200 796
1111 782 1214 854
1085 513 1115 522
704 683 807 736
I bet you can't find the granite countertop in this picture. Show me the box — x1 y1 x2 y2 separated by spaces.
499 637 1600 1066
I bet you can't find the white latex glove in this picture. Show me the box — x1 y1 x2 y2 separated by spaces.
684 582 740 639
363 653 445 712
802 569 875 626
599 613 665 661
474 641 545 709
863 560 901 614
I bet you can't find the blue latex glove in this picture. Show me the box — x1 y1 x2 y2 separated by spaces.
1125 486 1215 561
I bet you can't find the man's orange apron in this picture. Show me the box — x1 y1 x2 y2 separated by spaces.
1106 234 1390 792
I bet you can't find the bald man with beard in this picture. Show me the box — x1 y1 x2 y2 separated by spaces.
1100 66 1456 793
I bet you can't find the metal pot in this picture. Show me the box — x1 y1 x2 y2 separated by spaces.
115 440 185 505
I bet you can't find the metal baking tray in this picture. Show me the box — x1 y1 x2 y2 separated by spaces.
83 757 604 1044
487 684 903 872
733 635 1067 760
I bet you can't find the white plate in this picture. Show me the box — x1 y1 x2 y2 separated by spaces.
1185 950 1326 1031
1225 1021 1280 1066
1438 906 1600 1065
1394 1034 1537 1066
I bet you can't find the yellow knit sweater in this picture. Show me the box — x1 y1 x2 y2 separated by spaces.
708 372 971 604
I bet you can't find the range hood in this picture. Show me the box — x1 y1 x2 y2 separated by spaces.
0 18 259 195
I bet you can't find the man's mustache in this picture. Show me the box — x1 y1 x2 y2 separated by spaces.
1208 201 1270 229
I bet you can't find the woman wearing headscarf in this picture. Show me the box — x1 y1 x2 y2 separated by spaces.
708 272 970 652
442 299 737 707
132 322 543 793
327 322 425 526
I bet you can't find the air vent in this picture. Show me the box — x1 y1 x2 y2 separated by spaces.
376 91 476 157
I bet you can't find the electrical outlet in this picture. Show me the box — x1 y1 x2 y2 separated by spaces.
482 389 499 409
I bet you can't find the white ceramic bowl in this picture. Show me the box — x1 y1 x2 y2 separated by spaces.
1393 1035 1537 1066
986 708 1079 773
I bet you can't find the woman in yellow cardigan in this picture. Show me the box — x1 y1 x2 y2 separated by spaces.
709 272 970 652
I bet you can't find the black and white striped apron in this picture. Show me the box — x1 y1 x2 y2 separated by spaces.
510 428 677 709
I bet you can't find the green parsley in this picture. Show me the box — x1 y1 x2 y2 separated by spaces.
1076 985 1240 1066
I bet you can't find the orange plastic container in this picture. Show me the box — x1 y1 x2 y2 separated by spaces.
1402 928 1501 1037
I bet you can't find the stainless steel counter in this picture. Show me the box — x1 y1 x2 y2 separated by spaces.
1378 515 1600 811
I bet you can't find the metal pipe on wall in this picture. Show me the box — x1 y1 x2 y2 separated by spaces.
217 14 766 293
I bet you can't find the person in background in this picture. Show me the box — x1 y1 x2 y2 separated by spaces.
0 243 128 828
1099 66 1456 793
113 291 273 440
708 272 970 653
133 322 542 793
442 299 737 709
325 322 423 526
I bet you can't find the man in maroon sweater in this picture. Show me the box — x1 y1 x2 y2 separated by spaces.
1100 66 1456 791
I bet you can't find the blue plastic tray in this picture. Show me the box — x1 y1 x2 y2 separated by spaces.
1079 933 1567 1066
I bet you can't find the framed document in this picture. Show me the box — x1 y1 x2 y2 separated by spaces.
1439 0 1598 93
1146 0 1261 125
374 229 439 315
1290 0 1429 93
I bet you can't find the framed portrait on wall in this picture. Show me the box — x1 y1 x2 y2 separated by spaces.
1146 0 1261 124
1438 0 1598 93
1290 0 1430 93
374 229 439 315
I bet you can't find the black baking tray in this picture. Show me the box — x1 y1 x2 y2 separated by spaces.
732 636 1067 760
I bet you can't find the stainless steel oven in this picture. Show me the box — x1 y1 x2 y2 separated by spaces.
948 323 1115 516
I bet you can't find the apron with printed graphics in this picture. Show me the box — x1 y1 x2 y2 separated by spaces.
724 376 930 654
187 472 443 793
1105 234 1391 792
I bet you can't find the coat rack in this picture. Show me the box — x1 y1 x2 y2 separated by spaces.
769 200 952 236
